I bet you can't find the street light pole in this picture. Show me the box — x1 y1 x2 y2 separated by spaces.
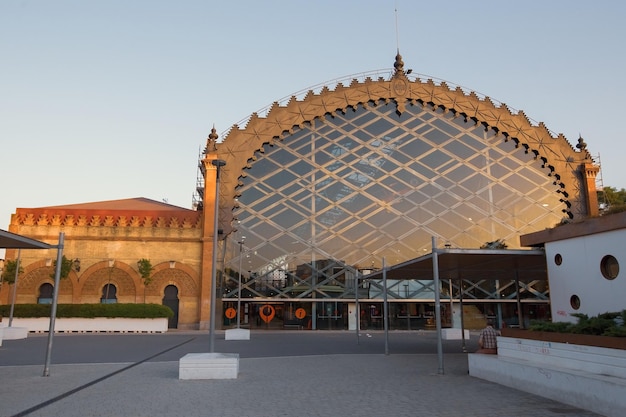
237 236 245 329
209 159 226 353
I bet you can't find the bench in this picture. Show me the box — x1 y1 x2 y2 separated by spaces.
469 336 626 417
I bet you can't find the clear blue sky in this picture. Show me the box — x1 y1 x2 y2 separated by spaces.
1 0 625 244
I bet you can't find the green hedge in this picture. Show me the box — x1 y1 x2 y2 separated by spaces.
529 310 626 337
0 303 173 319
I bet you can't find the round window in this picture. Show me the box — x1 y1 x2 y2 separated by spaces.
600 255 619 280
554 253 562 265
570 295 581 310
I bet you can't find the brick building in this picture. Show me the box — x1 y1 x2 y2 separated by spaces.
1 54 600 330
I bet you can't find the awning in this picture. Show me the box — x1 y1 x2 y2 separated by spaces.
0 229 54 249
363 248 547 281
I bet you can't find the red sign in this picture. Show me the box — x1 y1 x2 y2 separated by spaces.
225 307 237 319
259 305 275 323
295 308 306 319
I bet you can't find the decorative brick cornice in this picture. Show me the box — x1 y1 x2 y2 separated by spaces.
12 209 202 229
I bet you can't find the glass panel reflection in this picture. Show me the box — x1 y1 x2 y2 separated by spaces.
224 101 563 305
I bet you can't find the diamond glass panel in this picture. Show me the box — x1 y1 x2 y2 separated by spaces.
226 102 564 298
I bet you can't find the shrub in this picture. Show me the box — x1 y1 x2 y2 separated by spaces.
529 310 626 337
0 303 173 319
528 321 572 333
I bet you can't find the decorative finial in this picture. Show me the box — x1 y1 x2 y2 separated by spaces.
394 50 405 76
576 134 587 152
204 125 218 154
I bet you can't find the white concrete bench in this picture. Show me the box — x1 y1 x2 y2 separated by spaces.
469 336 626 417
179 353 239 380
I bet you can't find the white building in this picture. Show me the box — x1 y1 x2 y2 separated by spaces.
521 211 626 323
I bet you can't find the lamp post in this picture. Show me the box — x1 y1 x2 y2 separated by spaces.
209 159 226 353
237 236 245 329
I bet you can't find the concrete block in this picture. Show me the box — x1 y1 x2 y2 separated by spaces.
225 328 250 340
441 328 470 340
0 326 28 340
468 353 626 417
179 353 239 380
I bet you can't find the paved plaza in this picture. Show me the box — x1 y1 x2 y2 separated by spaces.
0 330 602 417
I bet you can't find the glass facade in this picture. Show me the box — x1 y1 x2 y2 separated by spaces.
220 100 563 329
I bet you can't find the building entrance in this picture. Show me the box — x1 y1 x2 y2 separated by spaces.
162 285 179 329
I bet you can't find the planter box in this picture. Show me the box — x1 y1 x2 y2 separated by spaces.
5 317 168 333
501 327 626 350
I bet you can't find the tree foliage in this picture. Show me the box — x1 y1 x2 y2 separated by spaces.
598 186 626 213
51 255 73 279
137 258 154 285
1 259 23 284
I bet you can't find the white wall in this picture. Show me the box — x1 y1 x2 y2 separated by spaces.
545 228 626 322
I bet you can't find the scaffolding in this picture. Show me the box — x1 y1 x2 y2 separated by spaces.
192 146 205 211
593 153 608 213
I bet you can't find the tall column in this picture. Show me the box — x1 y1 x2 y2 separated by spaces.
581 162 600 217
199 127 221 330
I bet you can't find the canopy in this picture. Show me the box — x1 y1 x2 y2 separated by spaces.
363 248 547 282
0 229 53 249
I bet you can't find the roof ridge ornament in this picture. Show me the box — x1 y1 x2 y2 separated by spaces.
392 51 410 114
394 50 405 76
205 125 218 154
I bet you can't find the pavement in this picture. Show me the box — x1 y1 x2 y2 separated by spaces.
0 330 603 417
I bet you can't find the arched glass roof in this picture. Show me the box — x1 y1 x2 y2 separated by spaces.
226 100 564 279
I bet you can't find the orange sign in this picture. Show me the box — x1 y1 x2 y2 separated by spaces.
259 304 275 323
295 308 306 319
225 307 237 319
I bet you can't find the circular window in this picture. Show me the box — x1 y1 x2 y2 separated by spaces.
554 253 562 265
600 255 619 280
570 295 581 310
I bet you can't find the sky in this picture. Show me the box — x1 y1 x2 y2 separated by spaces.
1 0 625 246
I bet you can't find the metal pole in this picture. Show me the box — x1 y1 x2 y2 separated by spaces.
43 232 64 377
382 257 389 355
355 270 360 345
515 271 524 329
209 159 226 353
8 249 21 326
459 277 467 352
432 236 444 374
448 278 454 328
237 237 244 328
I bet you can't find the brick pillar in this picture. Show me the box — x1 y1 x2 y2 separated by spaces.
198 128 220 330
582 162 600 218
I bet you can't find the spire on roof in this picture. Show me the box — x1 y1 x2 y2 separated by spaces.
204 125 218 154
394 50 405 76
393 50 412 77
576 135 587 152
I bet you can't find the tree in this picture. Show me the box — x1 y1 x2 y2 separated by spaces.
1 259 23 285
51 255 73 279
598 186 626 214
137 258 154 303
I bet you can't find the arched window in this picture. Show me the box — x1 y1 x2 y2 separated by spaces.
101 284 117 304
38 283 54 304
